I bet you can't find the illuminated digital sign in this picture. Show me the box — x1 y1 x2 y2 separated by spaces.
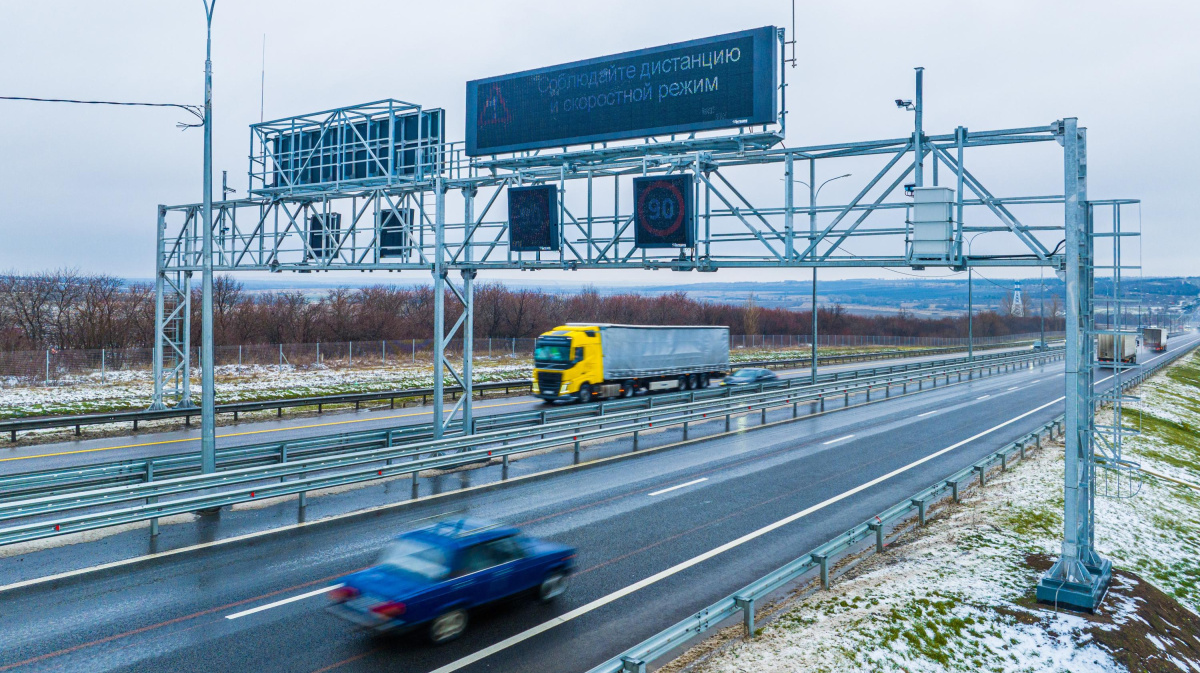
466 27 777 156
634 175 694 249
508 185 560 252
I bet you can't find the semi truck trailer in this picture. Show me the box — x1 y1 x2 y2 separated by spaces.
1141 327 1167 352
532 324 730 402
1097 334 1137 364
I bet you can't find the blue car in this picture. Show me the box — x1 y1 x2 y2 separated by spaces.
327 518 576 643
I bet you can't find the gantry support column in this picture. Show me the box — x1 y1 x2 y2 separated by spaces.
1037 118 1110 611
150 206 168 410
432 179 447 439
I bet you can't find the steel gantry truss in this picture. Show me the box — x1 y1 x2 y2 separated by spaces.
152 70 1132 610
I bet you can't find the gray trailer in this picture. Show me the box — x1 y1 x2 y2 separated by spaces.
596 324 730 385
1141 327 1167 352
1098 334 1137 364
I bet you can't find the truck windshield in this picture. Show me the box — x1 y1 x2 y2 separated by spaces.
534 340 572 364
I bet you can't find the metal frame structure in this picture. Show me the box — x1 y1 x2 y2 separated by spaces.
150 59 1132 608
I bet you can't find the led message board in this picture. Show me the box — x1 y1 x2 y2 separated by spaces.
634 175 695 249
507 185 560 252
466 27 776 156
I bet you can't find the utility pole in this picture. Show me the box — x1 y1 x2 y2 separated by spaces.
200 0 216 475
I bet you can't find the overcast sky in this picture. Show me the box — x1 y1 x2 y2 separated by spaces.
1 0 1196 286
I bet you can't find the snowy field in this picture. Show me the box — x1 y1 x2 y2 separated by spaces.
669 351 1200 673
0 344 931 420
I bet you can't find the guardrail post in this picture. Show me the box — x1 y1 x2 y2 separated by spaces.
574 439 580 464
734 595 755 638
1000 450 1008 471
411 472 419 500
760 406 767 424
918 378 923 390
868 521 884 552
620 657 646 673
973 464 987 487
683 420 689 440
280 444 288 483
146 460 158 537
885 384 890 398
819 395 825 411
725 413 731 432
502 454 510 479
912 498 928 526
633 430 639 451
1036 430 1042 450
812 553 830 589
903 380 907 393
1018 439 1026 460
844 390 849 406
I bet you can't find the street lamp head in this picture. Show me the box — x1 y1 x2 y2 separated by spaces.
895 99 914 111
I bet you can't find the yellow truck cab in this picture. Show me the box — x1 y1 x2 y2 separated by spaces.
532 323 730 403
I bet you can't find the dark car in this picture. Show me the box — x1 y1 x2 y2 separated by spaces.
719 367 778 386
327 518 575 643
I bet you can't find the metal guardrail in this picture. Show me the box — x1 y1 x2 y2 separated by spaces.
1 341 1046 441
585 338 1199 673
0 347 1053 505
0 348 1064 546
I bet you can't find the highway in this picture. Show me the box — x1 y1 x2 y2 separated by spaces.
0 335 1193 673
0 345 1038 474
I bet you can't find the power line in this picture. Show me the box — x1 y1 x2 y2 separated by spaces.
0 96 203 128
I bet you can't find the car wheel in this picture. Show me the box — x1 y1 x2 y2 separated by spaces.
429 609 468 644
578 383 592 403
622 381 635 398
538 571 569 602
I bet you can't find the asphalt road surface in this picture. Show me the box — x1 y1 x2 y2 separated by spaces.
0 336 1193 673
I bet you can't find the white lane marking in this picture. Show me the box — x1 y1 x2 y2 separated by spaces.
917 410 939 418
1031 379 1041 384
977 395 991 400
426 395 1067 673
1007 386 1020 391
649 478 708 497
822 434 855 445
225 584 342 620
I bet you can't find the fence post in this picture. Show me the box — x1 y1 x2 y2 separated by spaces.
238 345 242 367
349 341 353 367
45 349 50 384
101 348 106 383
317 341 321 366
412 339 416 363
278 343 283 373
382 340 386 366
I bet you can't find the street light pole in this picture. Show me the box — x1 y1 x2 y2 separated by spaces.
966 233 984 360
793 170 851 384
200 0 216 475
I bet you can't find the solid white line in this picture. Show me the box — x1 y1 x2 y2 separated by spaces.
648 478 708 497
977 394 990 400
1008 386 1020 391
917 410 939 418
822 434 855 445
225 584 342 620
426 395 1067 673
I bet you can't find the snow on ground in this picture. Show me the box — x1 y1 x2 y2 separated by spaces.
0 345 922 419
672 350 1200 673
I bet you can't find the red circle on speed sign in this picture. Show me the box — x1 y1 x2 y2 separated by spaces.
637 180 685 238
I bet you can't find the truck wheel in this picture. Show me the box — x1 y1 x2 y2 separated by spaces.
700 374 711 388
678 375 689 391
623 381 635 398
578 383 593 403
538 570 569 602
429 609 468 644
687 374 699 390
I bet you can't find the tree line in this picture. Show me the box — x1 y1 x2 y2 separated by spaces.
0 271 1063 351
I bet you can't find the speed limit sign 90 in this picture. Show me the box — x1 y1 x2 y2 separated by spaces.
633 174 695 248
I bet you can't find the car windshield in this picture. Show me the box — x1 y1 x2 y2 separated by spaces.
378 538 451 581
728 370 757 381
534 341 571 363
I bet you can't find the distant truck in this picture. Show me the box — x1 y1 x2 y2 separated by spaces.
1097 334 1137 364
1141 327 1167 352
532 324 730 402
